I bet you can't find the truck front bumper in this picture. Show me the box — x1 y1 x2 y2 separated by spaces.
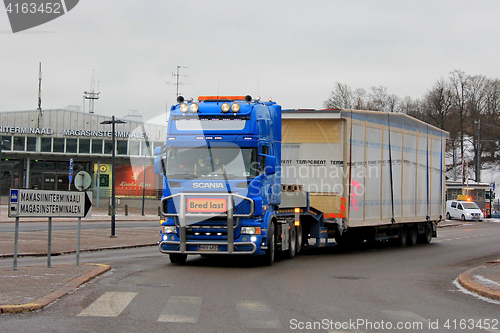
159 239 258 255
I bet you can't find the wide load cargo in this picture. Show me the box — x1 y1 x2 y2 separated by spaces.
281 109 449 228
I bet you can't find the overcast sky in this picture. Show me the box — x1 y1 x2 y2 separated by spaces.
2 0 500 123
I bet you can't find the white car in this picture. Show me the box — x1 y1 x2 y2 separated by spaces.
446 200 484 221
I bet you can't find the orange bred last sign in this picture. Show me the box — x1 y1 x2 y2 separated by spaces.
187 198 227 213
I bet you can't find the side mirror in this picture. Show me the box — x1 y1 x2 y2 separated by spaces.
154 155 166 175
154 146 163 155
262 155 276 175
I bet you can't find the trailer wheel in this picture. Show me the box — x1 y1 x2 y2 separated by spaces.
286 226 296 259
408 225 418 246
260 221 275 266
419 224 432 244
169 253 187 264
396 227 407 247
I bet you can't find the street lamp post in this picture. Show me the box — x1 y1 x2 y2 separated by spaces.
476 118 481 183
0 138 10 213
101 116 126 237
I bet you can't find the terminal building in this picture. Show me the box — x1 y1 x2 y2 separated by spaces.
0 108 168 207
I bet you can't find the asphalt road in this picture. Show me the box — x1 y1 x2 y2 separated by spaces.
1 221 500 332
0 220 159 233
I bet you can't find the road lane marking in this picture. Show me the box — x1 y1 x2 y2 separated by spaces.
157 296 202 323
77 292 137 317
237 300 282 329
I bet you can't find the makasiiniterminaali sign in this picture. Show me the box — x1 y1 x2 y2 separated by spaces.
9 189 92 218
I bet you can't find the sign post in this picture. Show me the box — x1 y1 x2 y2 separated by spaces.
9 189 92 270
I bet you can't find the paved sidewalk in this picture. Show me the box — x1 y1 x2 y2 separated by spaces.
0 215 499 313
0 205 161 313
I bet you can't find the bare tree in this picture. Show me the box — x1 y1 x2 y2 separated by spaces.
323 82 355 109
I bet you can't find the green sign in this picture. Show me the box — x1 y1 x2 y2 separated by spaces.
99 174 109 187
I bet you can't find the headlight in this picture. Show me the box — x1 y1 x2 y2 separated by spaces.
241 227 261 235
179 103 189 113
231 103 240 113
162 226 176 234
221 103 230 113
189 103 199 113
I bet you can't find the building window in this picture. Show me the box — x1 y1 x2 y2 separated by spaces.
104 140 113 154
92 139 103 154
41 137 52 152
13 137 25 151
79 139 90 154
129 141 140 156
1 136 12 151
27 137 37 152
53 138 65 153
117 140 127 155
142 141 152 156
66 139 77 153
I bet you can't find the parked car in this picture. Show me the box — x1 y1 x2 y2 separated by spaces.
446 200 484 221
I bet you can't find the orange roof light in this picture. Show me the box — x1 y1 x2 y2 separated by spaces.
198 96 247 102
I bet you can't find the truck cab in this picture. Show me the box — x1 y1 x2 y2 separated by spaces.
154 95 284 264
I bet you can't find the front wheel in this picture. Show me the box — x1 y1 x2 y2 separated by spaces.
169 253 187 264
260 221 275 266
446 212 451 220
461 214 466 221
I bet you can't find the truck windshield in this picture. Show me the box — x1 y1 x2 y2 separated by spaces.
462 202 479 209
165 146 258 179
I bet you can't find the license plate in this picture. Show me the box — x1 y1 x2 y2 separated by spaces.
187 198 227 213
198 245 218 251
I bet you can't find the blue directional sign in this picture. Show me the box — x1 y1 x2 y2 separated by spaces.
10 189 18 203
69 158 74 182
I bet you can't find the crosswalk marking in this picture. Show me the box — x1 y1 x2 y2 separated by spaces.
157 296 202 323
77 292 137 317
237 300 281 329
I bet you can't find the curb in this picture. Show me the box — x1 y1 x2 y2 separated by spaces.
0 243 158 259
457 263 500 301
0 263 111 314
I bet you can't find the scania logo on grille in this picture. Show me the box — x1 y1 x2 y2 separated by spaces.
192 182 224 189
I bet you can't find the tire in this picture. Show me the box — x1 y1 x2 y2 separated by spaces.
397 227 407 247
260 221 275 266
408 225 418 246
285 226 296 259
461 214 466 221
169 253 187 264
421 224 432 244
446 212 451 220
296 225 303 254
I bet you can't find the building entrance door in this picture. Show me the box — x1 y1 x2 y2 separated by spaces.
42 172 56 190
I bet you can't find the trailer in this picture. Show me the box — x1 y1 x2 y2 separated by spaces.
154 96 448 265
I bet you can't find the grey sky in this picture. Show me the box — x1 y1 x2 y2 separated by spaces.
2 0 500 122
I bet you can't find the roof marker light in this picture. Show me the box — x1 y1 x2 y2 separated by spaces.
221 103 230 113
179 103 189 113
231 103 240 113
189 103 199 113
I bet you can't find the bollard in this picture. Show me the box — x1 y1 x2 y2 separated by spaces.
125 204 128 216
108 204 111 216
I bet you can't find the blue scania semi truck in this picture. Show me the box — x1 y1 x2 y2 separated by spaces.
154 95 448 265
